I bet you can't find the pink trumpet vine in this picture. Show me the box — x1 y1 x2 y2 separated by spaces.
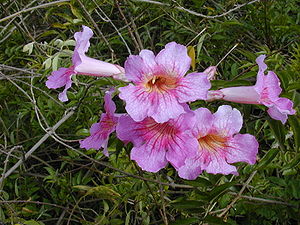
207 55 295 124
46 26 127 102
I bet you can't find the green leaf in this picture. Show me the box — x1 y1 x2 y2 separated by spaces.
76 128 90 136
125 210 133 225
197 33 208 59
267 118 286 150
211 80 251 89
288 115 300 150
203 215 228 225
24 220 43 225
43 58 52 70
73 185 120 199
62 40 76 47
282 154 300 170
255 148 280 170
184 177 212 188
0 207 5 221
69 4 83 19
282 168 297 176
52 54 59 71
208 181 237 201
23 42 34 55
170 199 205 213
171 217 199 225
287 81 300 91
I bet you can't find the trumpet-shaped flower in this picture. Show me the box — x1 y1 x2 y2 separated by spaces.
118 42 211 123
80 89 118 156
46 26 126 102
178 105 258 180
207 55 295 124
116 112 199 172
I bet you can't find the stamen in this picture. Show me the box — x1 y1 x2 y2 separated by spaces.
152 76 156 84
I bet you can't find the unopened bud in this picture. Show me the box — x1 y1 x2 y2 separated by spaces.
203 66 217 80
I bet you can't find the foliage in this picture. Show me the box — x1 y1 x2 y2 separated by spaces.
0 0 299 224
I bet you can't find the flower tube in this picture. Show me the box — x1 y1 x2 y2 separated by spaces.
207 55 295 124
46 26 126 102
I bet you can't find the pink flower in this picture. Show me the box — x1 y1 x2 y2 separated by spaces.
118 42 211 123
79 89 118 156
46 26 126 102
178 105 258 180
116 112 199 172
207 55 295 124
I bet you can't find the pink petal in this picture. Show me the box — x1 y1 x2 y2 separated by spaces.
58 79 72 102
80 113 118 155
205 154 238 175
151 92 186 123
124 50 158 83
192 108 214 137
212 105 243 137
165 112 198 169
175 110 196 131
104 89 116 115
275 98 296 114
130 144 168 172
139 50 158 71
119 84 186 123
46 67 75 102
118 84 153 122
179 145 239 178
155 42 191 77
73 25 93 54
166 133 199 169
176 72 211 102
116 115 145 147
254 55 268 93
46 67 74 89
226 134 258 165
255 71 282 106
178 158 203 180
263 71 282 99
256 55 267 74
267 106 288 124
268 97 297 123
80 122 109 150
80 91 118 154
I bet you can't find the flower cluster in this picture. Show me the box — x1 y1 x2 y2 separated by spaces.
46 26 296 180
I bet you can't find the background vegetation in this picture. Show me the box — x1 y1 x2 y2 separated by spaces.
0 0 299 224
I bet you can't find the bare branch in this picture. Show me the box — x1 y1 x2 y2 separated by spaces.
0 0 70 23
0 109 75 183
131 0 261 19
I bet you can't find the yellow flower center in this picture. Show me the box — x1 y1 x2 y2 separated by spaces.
144 76 178 93
198 134 227 152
